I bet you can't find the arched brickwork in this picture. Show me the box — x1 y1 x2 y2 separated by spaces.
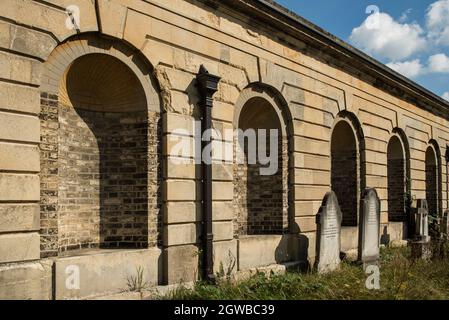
426 140 442 217
233 84 294 236
39 33 162 257
330 111 365 227
387 131 409 222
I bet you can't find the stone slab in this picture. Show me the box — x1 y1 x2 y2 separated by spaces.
238 234 300 270
0 260 52 300
54 248 162 300
0 204 39 233
0 232 40 264
315 191 342 273
358 188 381 264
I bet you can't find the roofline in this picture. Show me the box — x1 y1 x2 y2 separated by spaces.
226 0 449 113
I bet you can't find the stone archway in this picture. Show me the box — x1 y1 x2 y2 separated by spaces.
232 85 296 270
39 34 162 257
331 120 359 226
235 96 287 235
58 53 149 250
387 135 407 221
426 144 439 216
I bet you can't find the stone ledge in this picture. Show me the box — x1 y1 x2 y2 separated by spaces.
0 259 52 300
54 248 162 300
238 234 301 270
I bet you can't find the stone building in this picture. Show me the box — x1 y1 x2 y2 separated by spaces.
0 0 448 299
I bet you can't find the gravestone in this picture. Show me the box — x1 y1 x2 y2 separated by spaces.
415 199 429 242
411 199 432 260
443 210 449 240
358 188 381 267
316 191 342 273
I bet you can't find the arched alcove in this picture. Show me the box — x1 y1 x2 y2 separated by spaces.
331 120 359 226
236 96 287 235
387 135 406 221
58 53 149 250
40 34 162 256
426 144 439 216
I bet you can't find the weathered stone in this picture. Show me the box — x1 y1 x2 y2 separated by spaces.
0 51 41 85
163 223 199 246
415 199 430 242
163 245 199 284
0 82 40 114
358 188 381 267
54 248 161 299
0 173 39 201
165 202 199 224
0 143 39 172
238 235 300 270
2 0 449 299
315 191 342 273
212 221 234 241
0 204 39 233
0 112 40 143
165 180 197 201
213 240 238 274
443 210 449 240
0 233 40 263
0 260 52 300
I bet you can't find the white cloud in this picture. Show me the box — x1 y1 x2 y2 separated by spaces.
387 59 424 78
399 8 412 23
350 12 427 61
426 0 449 46
442 92 449 101
428 53 449 72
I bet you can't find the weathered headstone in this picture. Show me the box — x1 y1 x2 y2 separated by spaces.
443 210 449 240
411 199 432 260
415 199 430 242
358 188 381 267
316 191 342 273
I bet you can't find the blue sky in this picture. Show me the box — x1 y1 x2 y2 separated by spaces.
276 0 449 100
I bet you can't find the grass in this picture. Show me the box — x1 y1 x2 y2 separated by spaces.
164 245 449 300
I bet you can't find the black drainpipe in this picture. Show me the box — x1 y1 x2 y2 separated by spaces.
196 65 221 282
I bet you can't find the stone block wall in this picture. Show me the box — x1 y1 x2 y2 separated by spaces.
2 0 449 298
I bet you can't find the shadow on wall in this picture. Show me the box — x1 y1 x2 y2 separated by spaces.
274 222 310 270
58 53 162 251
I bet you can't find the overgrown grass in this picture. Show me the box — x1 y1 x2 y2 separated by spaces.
164 246 449 300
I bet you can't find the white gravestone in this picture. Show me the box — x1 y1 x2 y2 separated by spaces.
411 199 432 260
316 191 342 273
416 199 429 242
359 188 381 266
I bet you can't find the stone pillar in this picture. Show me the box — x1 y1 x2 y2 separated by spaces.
162 112 201 285
0 84 41 264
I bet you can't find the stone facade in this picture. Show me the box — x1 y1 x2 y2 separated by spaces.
1 0 449 299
